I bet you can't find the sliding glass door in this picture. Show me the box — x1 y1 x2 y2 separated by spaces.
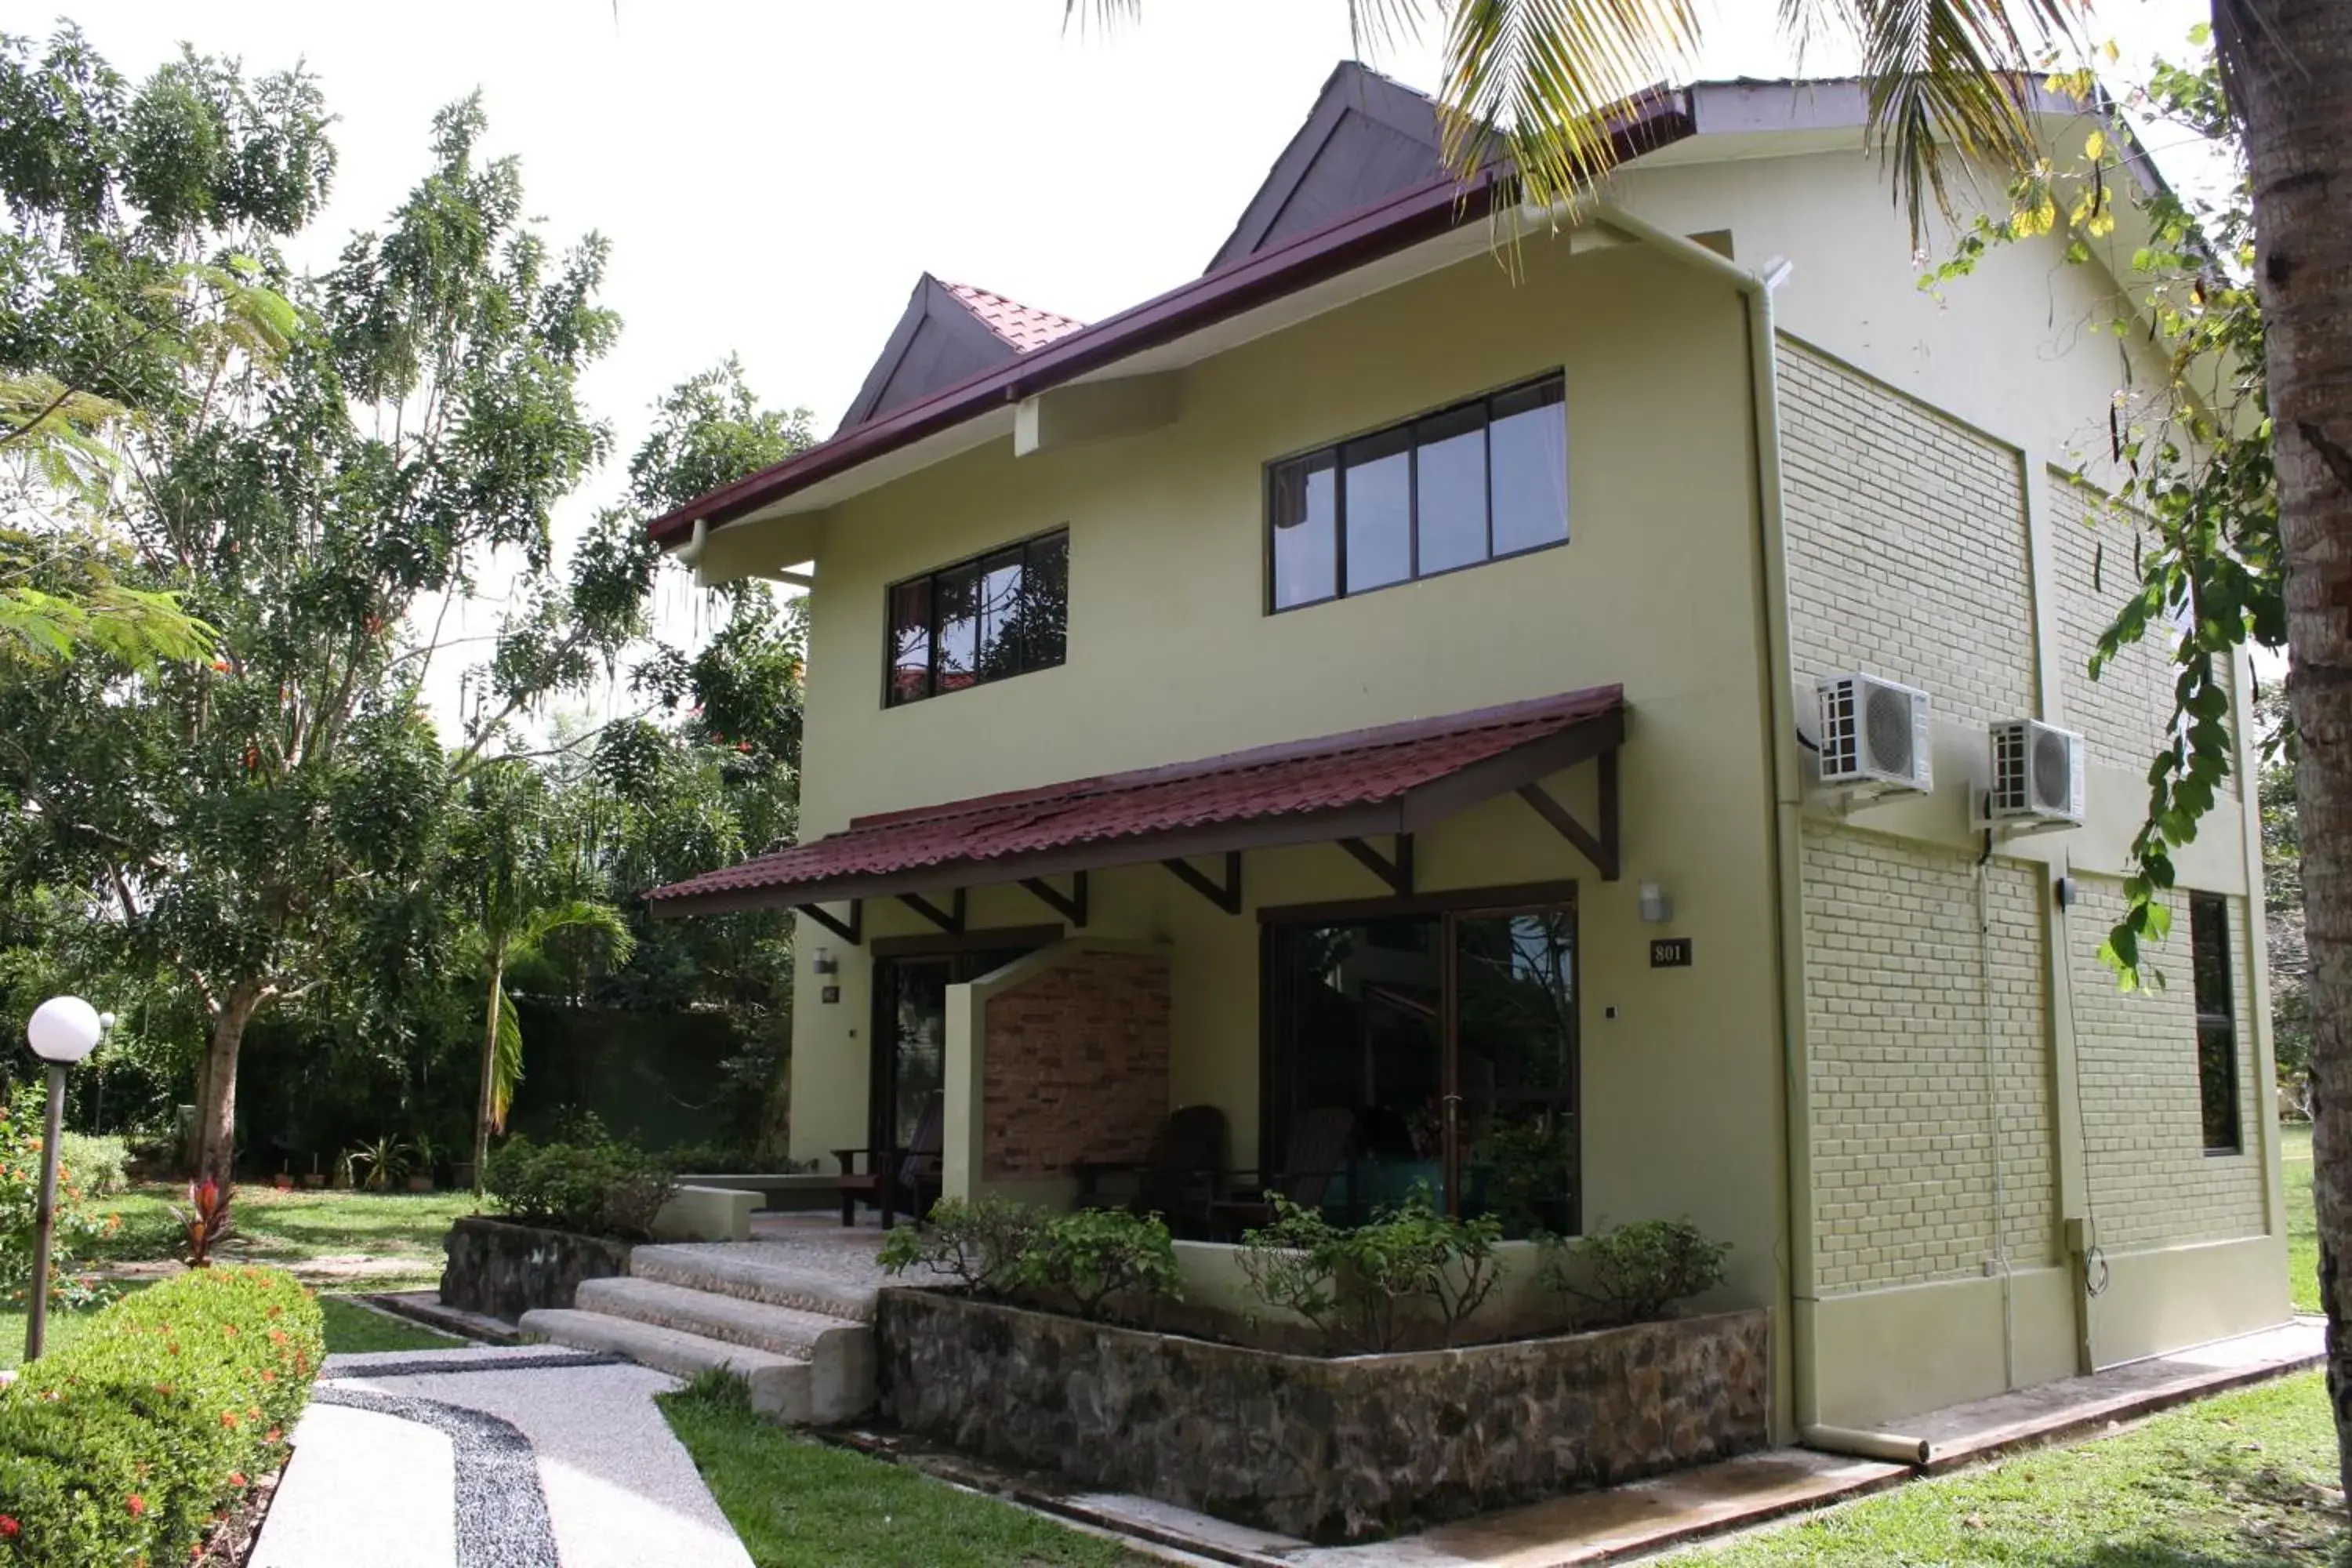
1264 891 1578 1236
870 942 1040 1154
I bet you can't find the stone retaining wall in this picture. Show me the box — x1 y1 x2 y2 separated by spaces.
440 1215 633 1321
877 1290 1769 1543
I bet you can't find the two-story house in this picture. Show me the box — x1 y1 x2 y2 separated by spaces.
642 64 2291 1439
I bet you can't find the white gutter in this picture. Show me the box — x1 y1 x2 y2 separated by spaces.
1578 201 1821 1451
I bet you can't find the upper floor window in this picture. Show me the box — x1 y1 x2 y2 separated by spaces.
885 528 1068 706
1267 373 1567 612
2190 892 2241 1154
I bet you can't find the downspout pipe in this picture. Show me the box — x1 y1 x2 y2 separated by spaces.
1578 201 1820 1446
672 517 815 589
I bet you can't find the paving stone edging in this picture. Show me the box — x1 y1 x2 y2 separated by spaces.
326 1351 618 1381
314 1387 560 1568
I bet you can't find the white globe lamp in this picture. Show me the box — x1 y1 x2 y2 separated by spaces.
27 996 103 1064
23 995 109 1359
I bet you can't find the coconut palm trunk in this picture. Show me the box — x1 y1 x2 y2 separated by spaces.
2230 0 2352 1492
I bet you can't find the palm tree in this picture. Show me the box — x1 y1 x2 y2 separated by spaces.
1083 0 2352 1486
456 762 635 1185
466 895 635 1185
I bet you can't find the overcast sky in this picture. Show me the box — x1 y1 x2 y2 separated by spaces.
47 0 2218 725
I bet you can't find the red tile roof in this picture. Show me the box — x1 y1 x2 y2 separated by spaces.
941 281 1086 354
646 685 1624 913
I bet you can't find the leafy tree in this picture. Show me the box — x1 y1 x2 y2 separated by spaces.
0 35 660 1182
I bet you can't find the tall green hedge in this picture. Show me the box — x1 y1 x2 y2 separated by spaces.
0 1265 325 1564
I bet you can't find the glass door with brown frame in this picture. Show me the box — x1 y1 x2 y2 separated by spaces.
1450 906 1579 1236
869 942 1044 1156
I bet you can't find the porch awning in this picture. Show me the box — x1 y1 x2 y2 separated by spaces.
644 684 1626 919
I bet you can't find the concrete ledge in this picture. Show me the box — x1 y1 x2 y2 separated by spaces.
653 1185 760 1243
675 1173 842 1213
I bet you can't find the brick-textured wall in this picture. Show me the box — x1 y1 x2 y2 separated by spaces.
982 950 1171 1181
1802 824 2056 1295
1778 339 2037 729
2047 474 2182 773
2069 876 2267 1251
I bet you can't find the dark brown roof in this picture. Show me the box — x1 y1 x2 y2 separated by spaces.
645 685 1626 915
646 90 1693 545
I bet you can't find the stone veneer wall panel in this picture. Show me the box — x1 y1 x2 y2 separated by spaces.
982 949 1171 1181
878 1290 1770 1543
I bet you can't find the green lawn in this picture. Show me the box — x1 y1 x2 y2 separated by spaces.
1669 1373 2342 1566
659 1374 1153 1568
89 1182 475 1288
0 1287 456 1368
2284 1123 2318 1314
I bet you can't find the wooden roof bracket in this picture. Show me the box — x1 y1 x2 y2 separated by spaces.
1163 851 1243 915
900 889 967 935
797 899 864 946
1337 833 1415 897
1020 872 1089 927
1517 749 1621 881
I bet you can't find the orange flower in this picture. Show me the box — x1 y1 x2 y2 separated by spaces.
265 1428 281 1444
227 1472 247 1489
126 1494 145 1518
220 1410 239 1428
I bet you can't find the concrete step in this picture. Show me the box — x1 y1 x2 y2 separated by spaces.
574 1288 870 1373
630 1245 882 1323
517 1309 813 1423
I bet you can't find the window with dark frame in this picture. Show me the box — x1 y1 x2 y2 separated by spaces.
885 528 1068 706
2190 892 2241 1154
1268 373 1568 612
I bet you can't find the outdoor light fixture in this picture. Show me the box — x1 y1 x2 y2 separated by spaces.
1638 882 1675 924
812 946 838 975
24 996 105 1361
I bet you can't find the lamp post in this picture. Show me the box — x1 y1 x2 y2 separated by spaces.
24 996 104 1362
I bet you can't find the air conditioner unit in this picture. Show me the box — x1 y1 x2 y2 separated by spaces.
1987 718 2085 828
1816 673 1933 794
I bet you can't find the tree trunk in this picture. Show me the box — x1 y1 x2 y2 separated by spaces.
195 979 267 1185
473 953 504 1192
2233 0 2352 1496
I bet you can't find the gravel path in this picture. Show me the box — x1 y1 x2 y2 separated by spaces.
252 1347 751 1568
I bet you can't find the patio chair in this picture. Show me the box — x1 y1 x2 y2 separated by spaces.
1071 1104 1229 1238
1206 1105 1359 1240
830 1097 944 1230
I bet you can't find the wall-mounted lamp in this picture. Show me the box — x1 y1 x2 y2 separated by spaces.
1638 882 1674 924
812 946 839 975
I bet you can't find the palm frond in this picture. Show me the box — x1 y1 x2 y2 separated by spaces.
491 982 523 1134
1438 0 1702 217
511 897 636 967
1832 0 2091 247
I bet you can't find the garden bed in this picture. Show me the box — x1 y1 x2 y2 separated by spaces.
877 1288 1770 1543
439 1214 632 1319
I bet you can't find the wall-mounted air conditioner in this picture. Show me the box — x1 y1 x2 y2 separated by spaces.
1984 718 2085 829
1816 673 1933 796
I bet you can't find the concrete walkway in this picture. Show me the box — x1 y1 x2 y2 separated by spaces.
251 1346 753 1568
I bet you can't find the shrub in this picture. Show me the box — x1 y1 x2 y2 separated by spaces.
483 1131 677 1240
1540 1218 1730 1328
1238 1188 1505 1352
877 1197 1043 1298
175 1178 235 1266
1013 1208 1181 1319
0 1090 111 1309
56 1131 129 1198
0 1265 323 1566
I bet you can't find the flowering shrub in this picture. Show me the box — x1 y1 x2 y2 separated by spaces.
0 1265 323 1565
0 1087 111 1309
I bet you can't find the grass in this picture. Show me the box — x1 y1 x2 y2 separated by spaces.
0 1287 456 1368
659 1372 1155 1568
2285 1123 2318 1314
89 1181 475 1288
1669 1373 2343 1566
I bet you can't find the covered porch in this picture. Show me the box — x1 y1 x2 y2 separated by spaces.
648 685 1632 1236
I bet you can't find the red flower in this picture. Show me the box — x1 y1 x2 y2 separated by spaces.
0 1515 18 1537
126 1494 145 1518
227 1472 247 1489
